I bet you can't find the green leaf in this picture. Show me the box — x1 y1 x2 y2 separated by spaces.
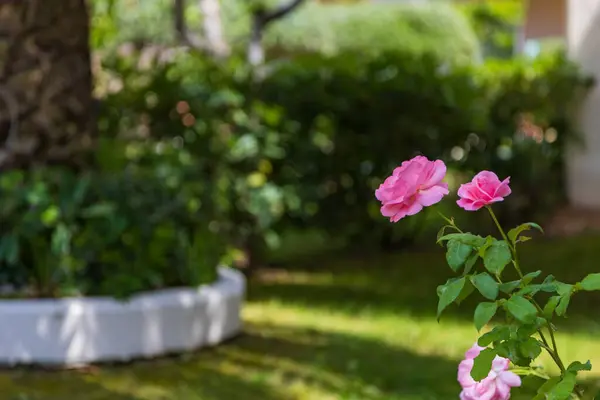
51 223 72 255
437 233 486 247
0 234 19 264
508 222 544 243
539 275 559 293
543 296 561 319
506 295 538 323
471 348 497 381
499 280 521 294
41 205 60 226
555 282 573 296
81 202 116 218
474 302 498 331
437 225 450 243
478 326 510 346
456 279 475 304
522 270 542 285
555 293 572 317
519 337 542 359
517 323 540 339
477 236 495 257
567 360 592 373
446 240 473 272
463 252 479 276
470 273 499 300
495 340 520 363
579 273 600 291
437 277 466 320
483 240 512 276
533 377 561 400
546 373 577 400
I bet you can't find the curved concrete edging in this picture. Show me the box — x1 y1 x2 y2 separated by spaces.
0 267 245 366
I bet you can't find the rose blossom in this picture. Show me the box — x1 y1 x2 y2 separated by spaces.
458 344 521 400
375 155 449 222
456 171 511 211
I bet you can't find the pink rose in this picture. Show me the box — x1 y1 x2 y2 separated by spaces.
457 171 511 211
375 156 449 222
458 344 521 400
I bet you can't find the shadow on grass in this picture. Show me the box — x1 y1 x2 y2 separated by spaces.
253 234 600 334
0 351 287 400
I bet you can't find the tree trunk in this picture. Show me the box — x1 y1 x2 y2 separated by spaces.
0 0 93 170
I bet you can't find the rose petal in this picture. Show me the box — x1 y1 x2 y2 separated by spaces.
499 371 521 387
418 184 449 207
422 160 447 188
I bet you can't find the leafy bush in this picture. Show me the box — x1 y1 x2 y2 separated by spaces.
0 152 225 298
93 44 591 257
265 2 480 63
459 0 523 59
97 50 298 266
257 51 592 244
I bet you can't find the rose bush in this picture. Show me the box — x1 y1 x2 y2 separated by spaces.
376 155 599 399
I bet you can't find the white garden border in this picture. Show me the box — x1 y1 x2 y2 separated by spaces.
0 267 245 366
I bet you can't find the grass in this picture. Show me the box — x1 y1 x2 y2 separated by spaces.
2 233 600 399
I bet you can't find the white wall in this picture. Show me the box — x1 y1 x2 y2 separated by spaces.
566 0 600 208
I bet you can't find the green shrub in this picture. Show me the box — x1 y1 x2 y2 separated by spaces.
97 50 298 265
0 152 225 298
459 0 523 59
93 47 591 256
257 51 591 244
265 2 480 63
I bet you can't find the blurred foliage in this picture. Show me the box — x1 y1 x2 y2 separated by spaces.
257 51 592 245
459 0 523 59
97 49 299 264
264 2 480 63
5 0 589 299
0 158 225 298
93 47 592 254
90 0 479 63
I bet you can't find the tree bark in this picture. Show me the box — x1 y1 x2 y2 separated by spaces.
0 0 94 170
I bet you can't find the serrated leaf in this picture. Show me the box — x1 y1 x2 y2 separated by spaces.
556 292 572 317
437 233 486 247
446 240 473 272
474 302 498 331
477 236 495 257
539 275 559 293
567 360 592 373
519 337 542 358
517 236 532 243
470 273 499 300
517 284 543 297
506 295 537 323
463 252 479 276
543 296 561 319
456 279 475 305
471 348 497 381
499 280 521 294
546 373 576 400
483 240 512 276
533 377 561 400
555 282 573 296
579 273 600 291
516 323 539 339
437 225 449 243
437 277 466 320
508 222 544 243
478 326 510 346
522 270 542 285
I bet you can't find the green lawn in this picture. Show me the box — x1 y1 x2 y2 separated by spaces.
2 234 600 399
